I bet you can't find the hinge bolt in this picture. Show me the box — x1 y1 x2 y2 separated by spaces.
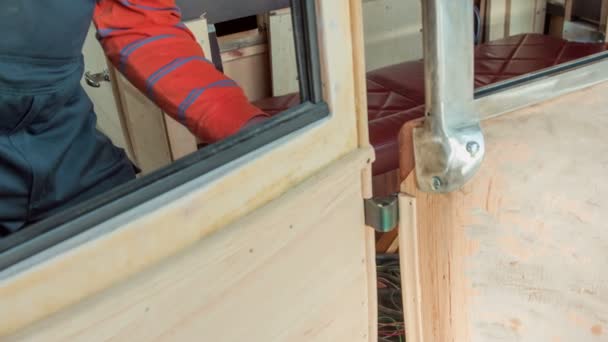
466 141 480 157
432 176 442 190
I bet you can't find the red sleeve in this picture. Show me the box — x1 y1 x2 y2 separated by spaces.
93 0 267 143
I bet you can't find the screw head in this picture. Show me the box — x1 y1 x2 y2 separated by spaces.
466 141 480 157
432 176 442 190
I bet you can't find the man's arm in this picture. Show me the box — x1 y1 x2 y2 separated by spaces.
93 0 267 143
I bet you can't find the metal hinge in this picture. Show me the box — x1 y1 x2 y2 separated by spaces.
364 194 399 233
84 69 110 88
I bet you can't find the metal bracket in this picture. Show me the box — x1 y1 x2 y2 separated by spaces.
414 122 485 193
364 194 399 233
415 0 485 193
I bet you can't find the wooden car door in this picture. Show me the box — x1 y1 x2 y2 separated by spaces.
0 1 378 341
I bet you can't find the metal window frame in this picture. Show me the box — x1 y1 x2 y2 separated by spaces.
415 0 608 193
474 50 608 120
0 0 327 271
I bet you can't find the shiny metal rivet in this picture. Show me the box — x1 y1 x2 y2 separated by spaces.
466 141 480 157
432 177 442 190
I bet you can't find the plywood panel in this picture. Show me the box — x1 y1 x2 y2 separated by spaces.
268 8 300 96
401 81 608 341
4 149 373 342
0 0 366 335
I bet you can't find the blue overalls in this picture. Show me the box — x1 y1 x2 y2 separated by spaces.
0 0 136 234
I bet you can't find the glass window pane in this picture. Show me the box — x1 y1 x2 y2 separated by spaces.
0 0 328 265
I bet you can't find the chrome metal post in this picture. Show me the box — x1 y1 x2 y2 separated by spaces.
413 0 485 192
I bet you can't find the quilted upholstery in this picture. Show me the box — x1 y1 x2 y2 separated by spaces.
254 34 607 175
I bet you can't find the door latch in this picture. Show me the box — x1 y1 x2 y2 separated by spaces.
364 194 399 232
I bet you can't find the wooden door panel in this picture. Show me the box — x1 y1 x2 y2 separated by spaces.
400 82 608 341
5 149 375 342
0 2 372 339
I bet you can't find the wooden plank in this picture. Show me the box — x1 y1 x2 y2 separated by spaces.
220 44 267 63
163 114 198 160
549 14 566 38
268 8 299 96
113 70 173 173
479 0 489 42
221 44 272 101
564 0 574 21
488 0 545 38
376 230 398 253
185 18 212 56
545 0 566 38
386 236 399 253
486 0 509 41
350 0 371 149
504 0 512 36
4 149 373 342
509 0 542 35
372 170 400 197
602 0 608 39
533 0 548 33
106 65 136 160
400 81 608 341
216 26 272 101
0 0 364 334
217 28 266 53
398 193 423 342
350 0 378 339
363 225 378 342
362 0 423 70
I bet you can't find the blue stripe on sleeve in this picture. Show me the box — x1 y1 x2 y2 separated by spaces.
118 34 175 72
145 56 212 98
118 0 180 12
177 80 238 124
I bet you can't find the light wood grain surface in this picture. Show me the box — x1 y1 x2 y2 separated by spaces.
401 81 608 341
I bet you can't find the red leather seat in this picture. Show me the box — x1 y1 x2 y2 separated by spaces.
254 34 607 175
